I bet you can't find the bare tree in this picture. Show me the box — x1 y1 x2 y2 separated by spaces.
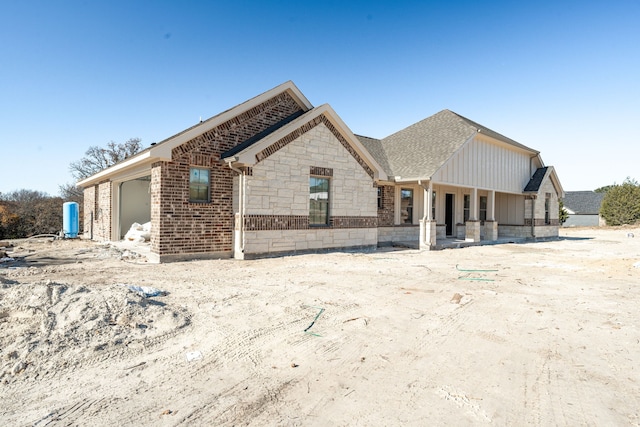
0 190 63 238
58 138 144 231
69 138 144 180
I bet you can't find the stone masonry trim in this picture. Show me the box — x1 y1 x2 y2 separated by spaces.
255 114 375 178
243 215 377 231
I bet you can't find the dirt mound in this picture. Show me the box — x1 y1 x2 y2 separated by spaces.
0 279 190 383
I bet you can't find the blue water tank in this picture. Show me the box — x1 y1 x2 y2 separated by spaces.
63 202 79 238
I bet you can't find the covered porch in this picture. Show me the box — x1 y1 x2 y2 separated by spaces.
377 180 532 250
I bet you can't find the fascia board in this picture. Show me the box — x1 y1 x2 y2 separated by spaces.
548 166 565 198
393 176 431 183
322 105 388 181
230 104 388 181
149 81 312 159
475 132 539 156
77 151 154 187
77 81 312 188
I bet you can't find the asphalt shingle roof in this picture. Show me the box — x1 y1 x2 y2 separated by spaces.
562 191 605 214
363 109 539 179
355 135 392 178
524 167 548 192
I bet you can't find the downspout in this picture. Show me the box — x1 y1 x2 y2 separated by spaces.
225 158 244 254
531 196 536 238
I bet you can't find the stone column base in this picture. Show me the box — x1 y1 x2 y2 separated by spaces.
485 220 498 241
419 219 437 249
465 220 481 242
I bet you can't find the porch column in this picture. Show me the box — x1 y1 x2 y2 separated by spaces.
419 181 436 249
485 190 498 241
465 187 481 242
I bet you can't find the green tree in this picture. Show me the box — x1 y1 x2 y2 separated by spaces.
594 185 615 193
558 200 569 225
599 178 640 226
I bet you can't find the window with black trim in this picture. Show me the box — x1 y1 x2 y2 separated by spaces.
545 193 551 224
190 167 210 202
463 194 470 222
479 196 487 224
401 189 413 224
432 191 436 221
310 176 330 225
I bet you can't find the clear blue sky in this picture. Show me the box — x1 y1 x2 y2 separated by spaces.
1 0 639 196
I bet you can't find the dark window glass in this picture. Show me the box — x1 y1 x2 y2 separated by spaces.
401 189 413 224
190 167 210 202
310 177 329 225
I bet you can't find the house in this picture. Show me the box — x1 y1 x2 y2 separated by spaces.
77 81 564 262
358 110 564 248
561 191 605 227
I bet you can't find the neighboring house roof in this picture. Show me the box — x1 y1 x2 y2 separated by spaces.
361 109 539 180
562 191 605 215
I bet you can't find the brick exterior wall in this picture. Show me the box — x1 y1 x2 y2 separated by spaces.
151 92 304 257
83 185 95 238
377 185 395 226
242 215 376 231
83 182 111 241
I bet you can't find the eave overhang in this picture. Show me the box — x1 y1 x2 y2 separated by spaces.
77 81 313 188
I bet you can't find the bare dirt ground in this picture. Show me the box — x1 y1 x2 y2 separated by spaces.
1 227 639 426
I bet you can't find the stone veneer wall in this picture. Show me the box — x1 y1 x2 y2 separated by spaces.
83 181 111 241
150 92 303 258
523 172 560 239
498 225 532 238
377 225 419 243
241 122 377 256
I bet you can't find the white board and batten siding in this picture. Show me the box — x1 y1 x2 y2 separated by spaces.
432 136 535 194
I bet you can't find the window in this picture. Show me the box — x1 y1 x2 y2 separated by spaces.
432 191 436 221
545 193 551 224
401 189 413 224
310 176 330 225
377 187 382 209
463 194 470 222
190 167 210 202
479 196 487 224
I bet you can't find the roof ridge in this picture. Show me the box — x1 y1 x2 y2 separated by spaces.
448 110 539 153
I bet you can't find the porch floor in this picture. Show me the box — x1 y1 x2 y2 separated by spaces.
388 236 528 250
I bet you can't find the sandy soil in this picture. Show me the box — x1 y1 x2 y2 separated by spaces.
1 227 639 426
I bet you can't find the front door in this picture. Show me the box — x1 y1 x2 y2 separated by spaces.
445 193 454 236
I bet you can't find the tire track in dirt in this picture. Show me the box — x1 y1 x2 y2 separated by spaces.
32 397 110 426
